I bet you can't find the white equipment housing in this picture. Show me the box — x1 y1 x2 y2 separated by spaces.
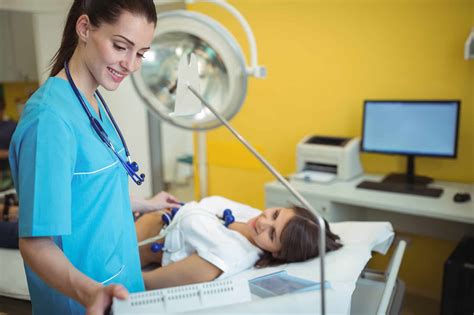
297 135 363 181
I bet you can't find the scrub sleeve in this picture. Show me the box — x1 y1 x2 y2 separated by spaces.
14 110 75 236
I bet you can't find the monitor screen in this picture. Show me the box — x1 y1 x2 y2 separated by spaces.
361 100 460 157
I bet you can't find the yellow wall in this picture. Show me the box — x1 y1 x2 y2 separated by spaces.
190 0 474 207
190 0 474 301
369 232 458 300
1 82 38 121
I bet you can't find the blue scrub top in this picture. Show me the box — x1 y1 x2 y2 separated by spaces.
9 77 144 314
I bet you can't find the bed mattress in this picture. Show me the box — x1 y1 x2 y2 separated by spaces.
191 196 395 314
0 248 29 300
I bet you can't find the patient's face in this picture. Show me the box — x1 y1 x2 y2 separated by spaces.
246 207 295 254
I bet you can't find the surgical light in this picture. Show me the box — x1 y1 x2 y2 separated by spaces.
132 9 257 129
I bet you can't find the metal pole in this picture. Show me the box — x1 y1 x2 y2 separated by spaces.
147 113 165 194
188 85 326 314
197 131 208 198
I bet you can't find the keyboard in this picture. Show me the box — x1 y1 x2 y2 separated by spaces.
356 180 443 198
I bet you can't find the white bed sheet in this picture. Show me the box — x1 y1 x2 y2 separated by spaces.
0 248 29 300
191 196 395 314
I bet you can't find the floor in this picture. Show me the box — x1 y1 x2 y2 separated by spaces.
401 293 440 315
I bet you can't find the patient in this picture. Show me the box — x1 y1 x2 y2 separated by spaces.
136 197 342 290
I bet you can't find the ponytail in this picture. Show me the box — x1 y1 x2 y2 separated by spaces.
49 0 85 77
49 0 157 77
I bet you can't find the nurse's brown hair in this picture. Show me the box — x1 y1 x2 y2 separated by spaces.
49 0 157 76
255 205 343 268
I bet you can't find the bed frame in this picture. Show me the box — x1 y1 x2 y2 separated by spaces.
188 239 408 314
0 238 407 314
351 240 407 314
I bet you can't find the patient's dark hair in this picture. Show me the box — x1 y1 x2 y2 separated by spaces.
255 205 342 268
49 0 157 76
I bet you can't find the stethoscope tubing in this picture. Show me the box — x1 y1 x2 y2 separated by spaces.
95 91 130 158
63 61 144 185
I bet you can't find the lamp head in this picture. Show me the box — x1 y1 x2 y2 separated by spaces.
131 11 248 130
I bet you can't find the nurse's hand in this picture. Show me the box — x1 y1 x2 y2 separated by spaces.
86 284 128 315
130 191 181 214
148 191 181 211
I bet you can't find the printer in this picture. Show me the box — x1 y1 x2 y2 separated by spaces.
295 135 363 182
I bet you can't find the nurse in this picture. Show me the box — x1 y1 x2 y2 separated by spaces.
8 0 175 314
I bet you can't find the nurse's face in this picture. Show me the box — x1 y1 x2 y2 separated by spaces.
246 208 295 255
81 11 155 91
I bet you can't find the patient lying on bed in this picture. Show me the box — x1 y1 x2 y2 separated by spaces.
135 196 342 290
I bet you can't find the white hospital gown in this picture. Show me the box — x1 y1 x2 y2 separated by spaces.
161 196 263 279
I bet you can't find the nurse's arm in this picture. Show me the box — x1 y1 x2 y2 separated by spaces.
19 237 128 310
142 254 222 290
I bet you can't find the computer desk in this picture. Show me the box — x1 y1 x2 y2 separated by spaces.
265 174 474 241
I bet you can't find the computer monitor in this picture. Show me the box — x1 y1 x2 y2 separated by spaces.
361 100 460 186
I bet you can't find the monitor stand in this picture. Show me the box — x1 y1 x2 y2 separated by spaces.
383 155 433 185
356 155 443 197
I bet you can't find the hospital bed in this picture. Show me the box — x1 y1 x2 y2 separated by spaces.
0 196 406 314
0 247 29 300
194 231 406 314
187 197 406 314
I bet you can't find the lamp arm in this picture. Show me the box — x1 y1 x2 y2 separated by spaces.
185 0 266 78
465 27 474 60
187 85 326 315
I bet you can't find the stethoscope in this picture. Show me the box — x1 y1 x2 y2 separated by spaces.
138 205 235 253
64 61 145 185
